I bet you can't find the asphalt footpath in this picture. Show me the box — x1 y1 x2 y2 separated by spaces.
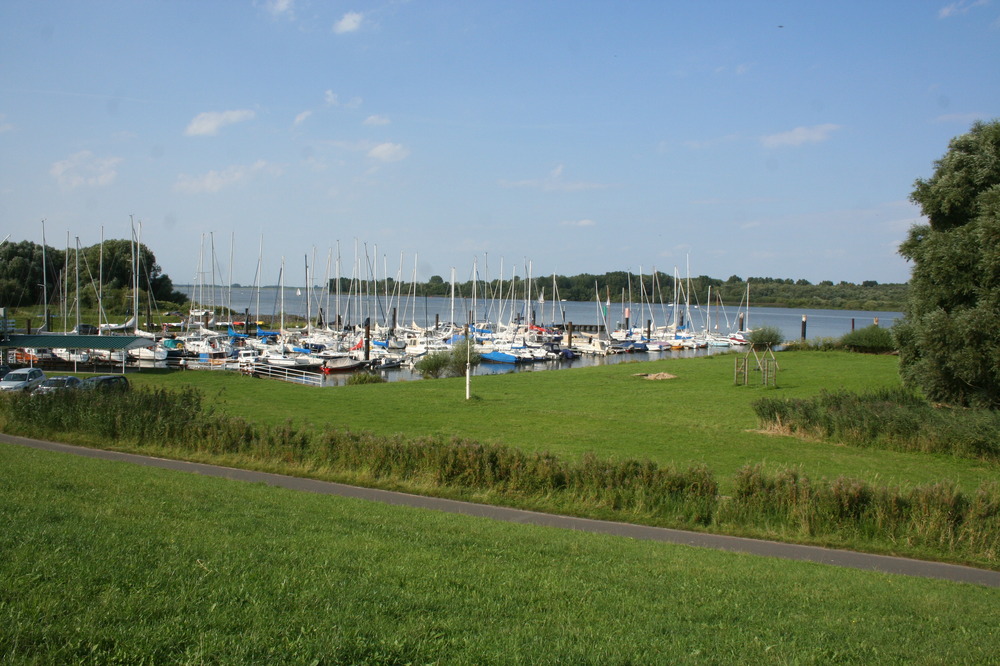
2 432 997 588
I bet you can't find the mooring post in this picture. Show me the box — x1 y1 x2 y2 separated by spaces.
567 322 573 347
364 321 370 361
801 314 807 340
646 319 652 341
851 318 855 332
738 313 744 332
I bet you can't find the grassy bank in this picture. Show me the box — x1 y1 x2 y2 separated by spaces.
2 444 996 664
4 352 999 567
123 352 997 493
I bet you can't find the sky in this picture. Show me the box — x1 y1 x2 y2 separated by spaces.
1 1 998 288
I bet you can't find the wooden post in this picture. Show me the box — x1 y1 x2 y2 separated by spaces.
801 314 807 340
567 322 574 347
851 318 855 332
646 319 652 342
364 321 370 361
738 313 744 332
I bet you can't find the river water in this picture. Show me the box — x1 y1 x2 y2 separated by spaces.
177 285 901 382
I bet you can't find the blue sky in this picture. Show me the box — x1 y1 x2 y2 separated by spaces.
2 1 998 287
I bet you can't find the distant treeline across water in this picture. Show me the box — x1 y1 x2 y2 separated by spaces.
181 272 908 313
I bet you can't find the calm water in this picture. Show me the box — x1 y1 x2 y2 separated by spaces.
178 285 901 383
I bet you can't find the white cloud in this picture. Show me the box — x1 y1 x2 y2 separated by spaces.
367 142 409 162
560 219 597 227
938 0 988 18
500 164 608 192
364 114 390 126
294 110 313 126
0 114 12 133
325 90 362 108
184 110 255 136
760 123 841 148
265 0 294 16
334 11 363 34
174 160 270 193
50 151 122 189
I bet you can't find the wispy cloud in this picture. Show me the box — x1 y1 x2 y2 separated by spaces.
364 114 390 126
761 123 841 148
334 11 363 34
50 151 122 189
293 110 313 126
0 114 12 133
325 90 362 108
184 110 255 136
264 0 294 17
500 164 608 192
560 219 597 227
367 142 409 162
938 0 988 18
174 160 272 193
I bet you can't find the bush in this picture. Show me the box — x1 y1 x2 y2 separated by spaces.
347 372 387 386
840 324 896 353
748 325 783 350
414 339 482 379
752 388 1000 462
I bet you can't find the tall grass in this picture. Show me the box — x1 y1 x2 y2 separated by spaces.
753 387 1000 461
718 464 999 561
3 386 998 565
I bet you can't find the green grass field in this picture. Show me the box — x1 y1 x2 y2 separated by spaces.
2 443 997 664
126 351 997 493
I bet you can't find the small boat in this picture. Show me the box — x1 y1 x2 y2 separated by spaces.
321 357 370 373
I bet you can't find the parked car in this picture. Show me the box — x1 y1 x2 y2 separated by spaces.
80 375 130 392
0 368 47 392
34 375 83 394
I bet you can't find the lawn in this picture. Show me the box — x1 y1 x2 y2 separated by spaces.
2 443 996 664
126 351 997 493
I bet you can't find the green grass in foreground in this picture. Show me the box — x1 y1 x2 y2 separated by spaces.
2 444 997 664
127 352 997 494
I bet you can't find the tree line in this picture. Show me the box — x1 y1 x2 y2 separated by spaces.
0 239 188 312
329 272 907 311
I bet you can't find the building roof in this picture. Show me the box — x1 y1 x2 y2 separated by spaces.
0 334 153 351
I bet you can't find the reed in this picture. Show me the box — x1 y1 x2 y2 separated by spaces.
752 388 1000 461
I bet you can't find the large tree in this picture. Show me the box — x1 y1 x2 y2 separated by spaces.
896 119 1000 408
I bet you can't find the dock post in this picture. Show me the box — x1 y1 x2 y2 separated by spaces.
801 314 807 340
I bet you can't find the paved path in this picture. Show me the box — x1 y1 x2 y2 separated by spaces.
3 432 998 588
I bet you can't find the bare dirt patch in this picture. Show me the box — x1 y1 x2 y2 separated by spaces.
636 372 676 380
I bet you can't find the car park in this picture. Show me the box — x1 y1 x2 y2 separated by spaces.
0 368 47 392
80 375 130 391
34 375 83 394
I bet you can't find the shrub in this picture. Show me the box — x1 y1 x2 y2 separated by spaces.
840 324 896 353
414 339 482 379
347 372 387 386
752 388 1000 462
748 325 783 350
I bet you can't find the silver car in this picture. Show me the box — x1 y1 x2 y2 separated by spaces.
0 368 47 392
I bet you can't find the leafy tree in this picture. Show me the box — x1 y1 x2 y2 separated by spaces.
896 120 1000 408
